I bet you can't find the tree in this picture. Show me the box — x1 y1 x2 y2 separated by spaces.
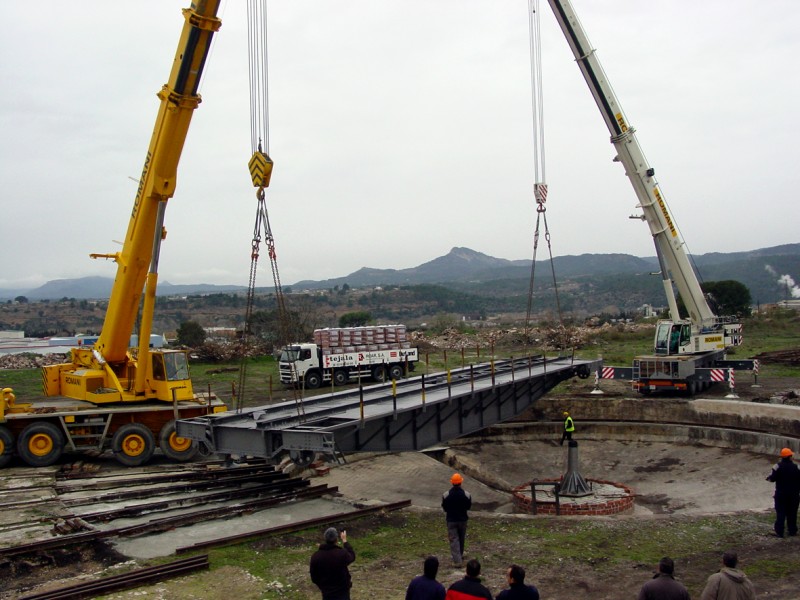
339 311 371 328
176 320 206 347
704 280 752 317
14 296 28 304
677 280 752 318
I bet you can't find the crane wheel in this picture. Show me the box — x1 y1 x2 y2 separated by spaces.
0 426 14 468
159 419 199 462
17 422 65 467
112 423 156 467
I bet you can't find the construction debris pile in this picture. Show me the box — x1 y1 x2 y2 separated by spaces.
409 321 646 351
0 352 66 369
769 389 800 406
754 349 800 367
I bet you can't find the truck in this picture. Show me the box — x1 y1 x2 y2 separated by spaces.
0 1 228 469
545 0 755 394
279 325 419 388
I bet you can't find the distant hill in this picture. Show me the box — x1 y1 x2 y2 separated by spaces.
1 277 246 302
2 244 798 305
293 247 654 289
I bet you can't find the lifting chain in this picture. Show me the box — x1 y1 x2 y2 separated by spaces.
524 1 568 351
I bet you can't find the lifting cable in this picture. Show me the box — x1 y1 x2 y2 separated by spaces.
236 0 300 416
524 0 567 351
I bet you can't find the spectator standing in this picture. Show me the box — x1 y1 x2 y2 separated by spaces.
699 551 756 600
309 527 356 600
442 472 472 567
560 411 574 445
446 559 493 600
765 447 800 537
637 557 690 600
497 564 540 600
406 556 446 600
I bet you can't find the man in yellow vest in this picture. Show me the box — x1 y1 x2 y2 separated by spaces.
560 411 575 446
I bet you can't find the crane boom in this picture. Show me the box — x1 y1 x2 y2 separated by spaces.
43 1 223 403
545 0 745 351
546 0 715 328
543 0 751 393
98 1 222 364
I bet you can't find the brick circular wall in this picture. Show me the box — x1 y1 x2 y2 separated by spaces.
512 478 635 516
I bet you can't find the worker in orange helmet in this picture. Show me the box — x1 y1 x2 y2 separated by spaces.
766 447 800 537
442 473 472 567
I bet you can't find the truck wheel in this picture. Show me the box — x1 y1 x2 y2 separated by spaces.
17 422 65 467
372 365 387 382
0 426 14 468
576 365 591 379
305 371 322 389
159 420 199 462
113 423 156 467
388 364 404 380
333 369 348 387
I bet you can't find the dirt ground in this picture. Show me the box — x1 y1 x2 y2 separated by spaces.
5 375 800 600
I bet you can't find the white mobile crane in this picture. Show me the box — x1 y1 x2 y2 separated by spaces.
544 0 754 394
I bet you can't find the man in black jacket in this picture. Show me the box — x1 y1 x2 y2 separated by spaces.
446 559 493 600
636 557 690 600
309 527 356 600
442 473 472 567
766 447 800 537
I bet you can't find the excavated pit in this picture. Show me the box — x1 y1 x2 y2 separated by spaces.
322 395 800 518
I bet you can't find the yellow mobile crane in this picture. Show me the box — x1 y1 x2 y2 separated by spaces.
0 1 228 468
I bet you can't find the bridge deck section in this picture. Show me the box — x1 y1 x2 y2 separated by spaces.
178 355 600 463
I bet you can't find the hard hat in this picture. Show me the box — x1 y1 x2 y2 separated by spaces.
780 448 793 458
563 411 570 416
450 473 463 485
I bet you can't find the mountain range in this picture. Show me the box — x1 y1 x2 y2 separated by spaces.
2 244 798 305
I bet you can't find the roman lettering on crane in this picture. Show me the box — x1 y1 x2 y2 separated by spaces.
653 188 677 237
131 151 152 219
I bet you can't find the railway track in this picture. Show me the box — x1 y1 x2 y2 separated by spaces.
17 554 210 600
1 457 408 599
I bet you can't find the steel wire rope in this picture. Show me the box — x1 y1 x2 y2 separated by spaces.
237 1 300 416
524 0 569 353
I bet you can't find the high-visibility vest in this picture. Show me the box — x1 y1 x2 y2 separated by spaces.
564 416 575 432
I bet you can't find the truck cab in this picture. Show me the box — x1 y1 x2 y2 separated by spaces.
279 344 319 387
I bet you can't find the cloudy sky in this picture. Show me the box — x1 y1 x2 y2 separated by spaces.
1 0 797 290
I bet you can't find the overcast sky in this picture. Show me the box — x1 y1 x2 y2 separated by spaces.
1 0 798 290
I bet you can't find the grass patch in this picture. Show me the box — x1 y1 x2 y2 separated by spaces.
180 510 798 600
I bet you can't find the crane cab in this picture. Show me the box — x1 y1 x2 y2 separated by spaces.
42 348 194 403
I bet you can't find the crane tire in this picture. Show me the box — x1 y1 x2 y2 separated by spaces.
159 419 199 462
0 426 14 468
113 423 156 467
17 422 65 467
